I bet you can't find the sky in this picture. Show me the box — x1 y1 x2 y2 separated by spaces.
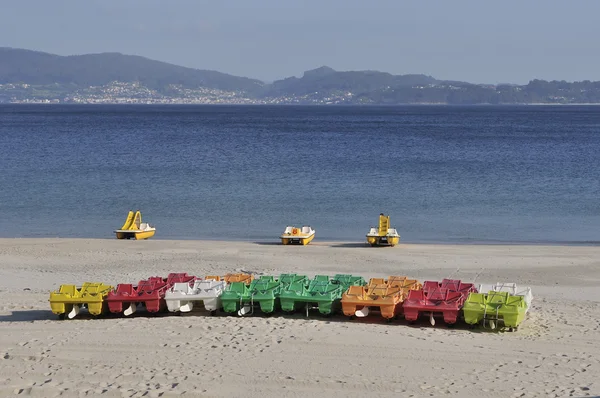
2 0 600 84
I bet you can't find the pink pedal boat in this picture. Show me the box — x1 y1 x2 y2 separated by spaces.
403 279 477 325
106 273 196 316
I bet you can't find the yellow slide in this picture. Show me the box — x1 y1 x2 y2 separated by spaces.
378 214 390 237
115 210 154 240
120 210 135 230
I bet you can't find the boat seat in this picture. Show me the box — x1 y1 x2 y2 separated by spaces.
59 285 79 297
368 278 386 286
407 289 425 301
441 279 461 290
422 281 439 293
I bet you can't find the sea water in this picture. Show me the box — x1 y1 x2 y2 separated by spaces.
0 104 598 243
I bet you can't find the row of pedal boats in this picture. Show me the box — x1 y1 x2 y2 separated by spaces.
282 213 400 246
49 273 533 331
113 211 400 246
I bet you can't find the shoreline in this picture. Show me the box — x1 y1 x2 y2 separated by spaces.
5 102 600 106
2 236 599 247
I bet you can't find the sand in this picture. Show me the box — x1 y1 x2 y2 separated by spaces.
0 238 599 397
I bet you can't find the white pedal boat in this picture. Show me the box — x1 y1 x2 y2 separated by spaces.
164 278 226 313
280 225 315 245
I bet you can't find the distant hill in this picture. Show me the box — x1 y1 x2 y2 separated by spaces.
266 66 437 97
0 47 264 94
2 47 600 104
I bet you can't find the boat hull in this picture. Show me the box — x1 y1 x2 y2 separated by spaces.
115 230 156 240
366 235 400 247
281 233 315 246
462 292 528 329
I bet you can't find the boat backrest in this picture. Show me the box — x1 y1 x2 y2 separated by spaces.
226 281 248 295
400 279 421 291
283 226 294 234
345 285 365 298
116 283 135 296
81 282 113 296
313 275 330 283
279 274 307 287
441 279 461 290
368 278 386 286
478 282 532 307
406 289 425 301
333 274 365 288
250 278 280 293
58 284 79 297
301 226 312 234
166 273 195 286
487 291 509 305
368 227 378 235
493 282 517 295
387 228 399 236
137 277 165 293
388 276 408 287
445 291 464 303
465 292 485 305
172 282 193 294
428 287 449 301
458 282 477 293
224 273 254 285
250 276 278 292
422 281 440 293
196 279 225 292
506 295 525 308
368 283 392 297
286 280 308 294
308 278 337 294
479 282 516 295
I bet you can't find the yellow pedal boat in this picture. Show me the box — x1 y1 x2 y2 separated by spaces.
281 225 315 245
114 210 156 240
366 213 400 247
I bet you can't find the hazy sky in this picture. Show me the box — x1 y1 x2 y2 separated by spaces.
3 0 599 84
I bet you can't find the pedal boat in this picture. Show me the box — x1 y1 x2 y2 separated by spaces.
366 213 400 247
280 225 315 245
341 276 422 320
114 210 156 240
462 284 532 331
403 279 477 326
49 282 114 319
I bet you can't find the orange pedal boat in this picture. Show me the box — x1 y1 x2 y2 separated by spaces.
222 273 254 285
341 276 422 320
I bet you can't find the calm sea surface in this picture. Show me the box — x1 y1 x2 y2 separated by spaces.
0 104 599 243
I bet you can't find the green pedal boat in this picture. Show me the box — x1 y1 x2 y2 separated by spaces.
463 288 530 331
280 274 366 316
221 274 307 316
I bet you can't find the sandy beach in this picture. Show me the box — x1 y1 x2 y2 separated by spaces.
0 238 599 397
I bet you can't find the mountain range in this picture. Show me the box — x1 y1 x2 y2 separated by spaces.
2 47 600 104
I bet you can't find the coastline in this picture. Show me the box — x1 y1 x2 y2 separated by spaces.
3 235 599 247
5 102 600 106
1 238 599 397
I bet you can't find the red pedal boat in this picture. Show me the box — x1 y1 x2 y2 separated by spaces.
106 273 196 316
403 279 477 325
